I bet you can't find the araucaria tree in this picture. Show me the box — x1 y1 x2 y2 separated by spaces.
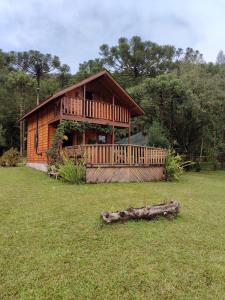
9 50 69 104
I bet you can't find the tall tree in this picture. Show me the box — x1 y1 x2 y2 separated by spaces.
99 36 177 81
71 59 104 84
9 51 66 104
58 64 71 88
129 74 204 155
216 50 225 65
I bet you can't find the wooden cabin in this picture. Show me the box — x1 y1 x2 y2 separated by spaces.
19 70 166 182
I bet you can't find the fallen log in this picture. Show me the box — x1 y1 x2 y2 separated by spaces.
101 201 180 224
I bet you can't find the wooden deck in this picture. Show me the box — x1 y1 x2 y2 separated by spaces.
65 144 166 166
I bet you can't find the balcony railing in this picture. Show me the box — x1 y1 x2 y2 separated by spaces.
64 144 166 166
55 97 129 124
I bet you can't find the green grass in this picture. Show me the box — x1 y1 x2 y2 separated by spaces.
0 167 225 299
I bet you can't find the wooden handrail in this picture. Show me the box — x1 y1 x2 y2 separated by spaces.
64 144 167 166
57 97 129 124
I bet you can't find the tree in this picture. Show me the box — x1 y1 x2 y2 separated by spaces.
130 74 204 155
0 124 6 154
99 36 176 82
147 121 170 148
9 51 65 104
216 50 225 65
181 47 204 64
58 64 71 88
178 62 225 157
71 59 104 84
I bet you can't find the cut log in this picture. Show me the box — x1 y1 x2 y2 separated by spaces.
101 201 180 224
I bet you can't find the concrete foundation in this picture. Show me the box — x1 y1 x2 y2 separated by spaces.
26 162 48 172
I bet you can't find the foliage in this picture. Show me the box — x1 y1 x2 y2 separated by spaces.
165 149 183 181
0 147 20 167
216 50 225 65
9 50 69 104
131 74 196 152
147 121 169 148
58 157 85 184
47 120 113 162
71 59 104 84
0 124 6 154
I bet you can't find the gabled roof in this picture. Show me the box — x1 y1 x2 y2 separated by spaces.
19 70 144 121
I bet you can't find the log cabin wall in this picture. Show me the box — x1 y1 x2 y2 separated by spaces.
27 103 55 163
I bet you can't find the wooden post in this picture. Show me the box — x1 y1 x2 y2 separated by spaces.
128 111 131 144
60 98 63 119
82 85 86 145
83 84 86 117
128 144 131 165
112 95 115 165
112 95 115 144
82 132 86 145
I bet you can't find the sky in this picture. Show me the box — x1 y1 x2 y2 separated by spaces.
0 0 225 72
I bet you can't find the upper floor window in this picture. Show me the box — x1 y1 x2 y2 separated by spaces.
85 91 93 100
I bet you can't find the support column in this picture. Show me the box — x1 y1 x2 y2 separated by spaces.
60 98 63 119
83 84 86 117
112 95 115 165
128 111 131 144
82 132 86 145
82 84 86 145
112 95 115 144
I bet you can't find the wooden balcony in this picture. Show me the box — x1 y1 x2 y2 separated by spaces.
65 144 166 166
54 97 130 125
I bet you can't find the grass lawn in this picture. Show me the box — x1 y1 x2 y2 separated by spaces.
0 167 225 299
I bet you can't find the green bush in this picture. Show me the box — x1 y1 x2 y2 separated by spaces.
0 148 20 167
59 158 85 184
165 149 183 181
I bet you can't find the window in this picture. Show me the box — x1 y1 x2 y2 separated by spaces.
98 135 106 144
85 91 93 100
34 129 38 151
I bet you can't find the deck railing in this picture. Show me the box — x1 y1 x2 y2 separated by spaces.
65 144 166 166
55 97 129 124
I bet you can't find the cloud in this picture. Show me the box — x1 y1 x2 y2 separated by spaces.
0 0 224 72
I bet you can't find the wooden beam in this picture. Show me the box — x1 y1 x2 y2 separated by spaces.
112 95 115 144
60 98 63 119
82 132 86 145
48 115 129 128
83 84 86 117
128 111 131 144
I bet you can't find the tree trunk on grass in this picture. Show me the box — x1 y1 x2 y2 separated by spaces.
101 201 180 224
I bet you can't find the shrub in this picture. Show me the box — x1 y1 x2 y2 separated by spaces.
59 158 85 184
0 148 20 167
165 149 183 181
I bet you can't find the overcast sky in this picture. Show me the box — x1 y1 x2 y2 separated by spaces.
0 0 224 72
